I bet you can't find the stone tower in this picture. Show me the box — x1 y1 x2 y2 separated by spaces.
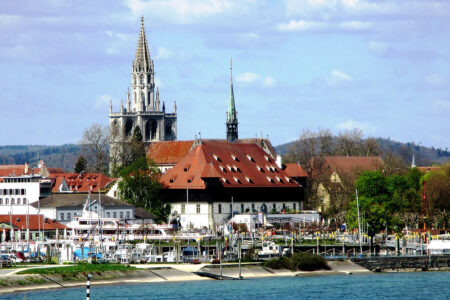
226 58 238 143
109 16 177 168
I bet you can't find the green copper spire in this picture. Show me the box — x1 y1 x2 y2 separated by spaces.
227 58 238 142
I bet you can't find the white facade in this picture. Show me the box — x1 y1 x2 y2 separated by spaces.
0 176 51 215
171 200 299 231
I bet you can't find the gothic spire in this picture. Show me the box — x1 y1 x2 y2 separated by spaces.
134 16 151 72
226 58 238 143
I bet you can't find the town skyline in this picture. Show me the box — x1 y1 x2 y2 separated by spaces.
1 0 449 149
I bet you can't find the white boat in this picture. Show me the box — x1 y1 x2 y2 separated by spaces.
427 236 450 255
258 241 289 259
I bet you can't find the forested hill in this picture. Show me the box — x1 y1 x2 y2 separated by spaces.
0 144 80 171
275 137 450 166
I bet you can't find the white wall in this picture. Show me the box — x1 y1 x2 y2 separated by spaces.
0 180 41 214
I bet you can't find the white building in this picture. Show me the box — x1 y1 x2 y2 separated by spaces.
0 175 52 215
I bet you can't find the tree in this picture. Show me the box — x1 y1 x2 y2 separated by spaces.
80 123 110 174
74 156 87 173
130 125 146 161
118 157 170 223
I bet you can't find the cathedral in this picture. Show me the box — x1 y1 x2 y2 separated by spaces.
109 17 177 167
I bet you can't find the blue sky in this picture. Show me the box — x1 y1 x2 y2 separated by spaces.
1 0 449 149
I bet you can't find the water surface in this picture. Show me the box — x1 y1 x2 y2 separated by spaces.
2 272 449 299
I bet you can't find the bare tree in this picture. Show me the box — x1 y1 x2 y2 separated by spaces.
80 123 110 174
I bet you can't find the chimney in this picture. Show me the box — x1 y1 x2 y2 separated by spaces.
24 162 29 174
276 155 282 168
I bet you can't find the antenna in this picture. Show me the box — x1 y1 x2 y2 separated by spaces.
230 58 233 82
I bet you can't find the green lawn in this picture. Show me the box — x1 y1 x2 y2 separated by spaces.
17 264 136 275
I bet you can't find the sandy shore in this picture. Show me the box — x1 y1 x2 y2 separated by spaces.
0 261 370 295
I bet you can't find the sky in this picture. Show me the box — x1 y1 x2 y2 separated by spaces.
0 0 449 149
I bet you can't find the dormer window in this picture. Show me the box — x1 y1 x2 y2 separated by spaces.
285 176 292 183
233 177 241 184
213 154 221 162
231 155 239 162
276 176 283 183
247 154 255 162
245 177 253 184
184 164 190 172
266 176 274 183
227 165 232 171
257 166 264 172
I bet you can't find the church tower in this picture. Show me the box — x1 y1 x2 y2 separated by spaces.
109 17 177 170
226 58 238 143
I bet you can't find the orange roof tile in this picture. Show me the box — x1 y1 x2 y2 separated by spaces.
161 141 300 189
417 166 440 173
323 156 383 173
49 173 115 193
284 163 308 177
147 141 194 165
0 215 67 230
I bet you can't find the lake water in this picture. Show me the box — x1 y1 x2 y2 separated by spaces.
2 272 449 300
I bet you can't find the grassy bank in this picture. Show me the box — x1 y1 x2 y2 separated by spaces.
264 253 330 271
17 263 136 276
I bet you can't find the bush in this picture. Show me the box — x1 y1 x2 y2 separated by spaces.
264 253 329 271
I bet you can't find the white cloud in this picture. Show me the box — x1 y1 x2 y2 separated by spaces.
236 72 260 83
368 41 390 56
125 0 233 24
236 72 276 88
336 120 375 133
155 47 174 60
263 76 276 87
278 19 371 32
432 100 450 110
322 70 353 87
331 70 352 81
278 20 324 32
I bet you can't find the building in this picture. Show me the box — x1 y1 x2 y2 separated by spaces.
316 156 383 212
49 172 116 194
0 214 67 241
109 16 177 169
0 175 52 215
160 140 303 230
33 193 135 224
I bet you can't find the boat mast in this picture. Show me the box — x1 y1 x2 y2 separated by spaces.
356 189 363 255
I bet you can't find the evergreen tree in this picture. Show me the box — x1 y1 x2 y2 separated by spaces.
74 155 87 173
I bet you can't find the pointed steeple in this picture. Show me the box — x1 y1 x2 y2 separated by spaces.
126 88 130 112
156 87 160 111
411 154 416 168
133 16 151 72
226 58 238 143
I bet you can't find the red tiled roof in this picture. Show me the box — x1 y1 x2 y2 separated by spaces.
0 215 67 230
284 163 308 177
147 141 194 165
323 156 383 173
49 173 115 193
237 138 277 158
161 141 300 189
0 164 41 177
417 166 440 173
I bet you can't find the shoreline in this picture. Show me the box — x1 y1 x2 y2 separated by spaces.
1 261 448 295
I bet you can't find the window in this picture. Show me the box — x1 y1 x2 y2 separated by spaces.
67 213 71 220
218 204 222 214
21 189 25 195
273 203 276 210
241 204 244 213
181 204 186 214
23 198 27 205
0 198 2 205
15 189 19 195
196 204 200 214
283 203 286 210
120 212 124 219
107 212 111 218
293 203 296 211
230 203 232 213
251 203 255 212
11 198 15 205
113 212 117 218
17 198 21 205
5 198 9 205
126 211 130 219
60 213 64 220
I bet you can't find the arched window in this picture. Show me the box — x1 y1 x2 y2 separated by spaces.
145 119 157 141
165 123 172 138
125 119 133 136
